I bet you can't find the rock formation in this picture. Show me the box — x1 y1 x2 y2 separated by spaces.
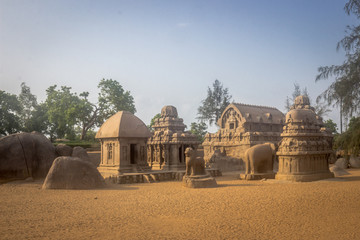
329 165 351 177
55 143 73 156
42 157 105 189
349 156 360 168
182 147 217 188
0 132 56 179
335 158 349 169
276 95 334 182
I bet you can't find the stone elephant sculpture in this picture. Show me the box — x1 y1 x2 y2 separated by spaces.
243 143 276 179
185 147 206 176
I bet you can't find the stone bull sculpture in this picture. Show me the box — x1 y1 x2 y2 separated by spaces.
240 143 276 180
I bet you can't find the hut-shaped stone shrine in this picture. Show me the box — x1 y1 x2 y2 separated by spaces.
95 111 151 176
275 95 334 181
147 106 200 170
202 103 285 164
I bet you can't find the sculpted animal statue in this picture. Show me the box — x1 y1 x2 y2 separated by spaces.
183 147 217 188
185 147 206 176
244 143 276 177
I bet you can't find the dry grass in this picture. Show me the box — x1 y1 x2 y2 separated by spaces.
1 169 360 240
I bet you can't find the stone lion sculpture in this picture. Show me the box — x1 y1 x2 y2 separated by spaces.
183 147 217 188
185 147 206 176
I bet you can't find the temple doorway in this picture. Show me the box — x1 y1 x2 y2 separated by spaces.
130 144 136 164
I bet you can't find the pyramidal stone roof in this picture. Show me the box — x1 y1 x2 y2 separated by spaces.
95 111 151 139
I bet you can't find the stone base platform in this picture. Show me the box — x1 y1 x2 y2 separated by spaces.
275 172 334 182
102 168 222 184
182 175 217 188
239 172 276 180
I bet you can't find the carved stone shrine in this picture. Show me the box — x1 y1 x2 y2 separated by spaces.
147 106 200 170
275 95 334 181
202 103 285 169
95 111 151 176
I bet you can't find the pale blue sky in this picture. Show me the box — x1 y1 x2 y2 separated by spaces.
0 0 357 132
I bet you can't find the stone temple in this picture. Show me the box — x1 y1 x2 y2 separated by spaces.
276 95 334 181
147 106 200 170
202 103 285 167
95 111 151 176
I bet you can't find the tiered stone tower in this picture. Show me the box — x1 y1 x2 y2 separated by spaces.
147 106 200 170
276 95 334 181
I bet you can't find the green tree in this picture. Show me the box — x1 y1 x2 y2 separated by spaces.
197 79 232 126
45 85 82 140
97 79 136 124
25 103 50 134
335 117 360 155
0 90 22 135
316 0 360 132
190 122 208 142
323 119 338 134
18 82 38 132
77 92 99 140
148 113 161 131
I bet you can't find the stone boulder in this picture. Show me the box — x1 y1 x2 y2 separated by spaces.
55 144 73 156
0 132 56 179
329 165 351 177
349 156 360 168
42 157 105 189
335 158 349 169
71 146 99 166
72 146 90 161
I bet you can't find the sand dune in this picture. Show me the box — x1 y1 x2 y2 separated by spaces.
1 169 360 240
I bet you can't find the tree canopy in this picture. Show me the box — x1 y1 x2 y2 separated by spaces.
148 113 161 131
0 90 22 135
335 117 360 155
190 122 208 142
0 79 136 141
97 79 136 125
197 79 232 126
316 0 360 123
316 0 360 155
45 85 82 140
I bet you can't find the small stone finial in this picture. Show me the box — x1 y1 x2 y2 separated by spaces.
294 95 310 108
161 105 178 118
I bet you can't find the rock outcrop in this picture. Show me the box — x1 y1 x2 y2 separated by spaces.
349 156 360 168
0 132 56 179
55 144 73 156
335 158 349 169
42 157 105 189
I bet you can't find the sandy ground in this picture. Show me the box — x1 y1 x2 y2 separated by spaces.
1 169 360 240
